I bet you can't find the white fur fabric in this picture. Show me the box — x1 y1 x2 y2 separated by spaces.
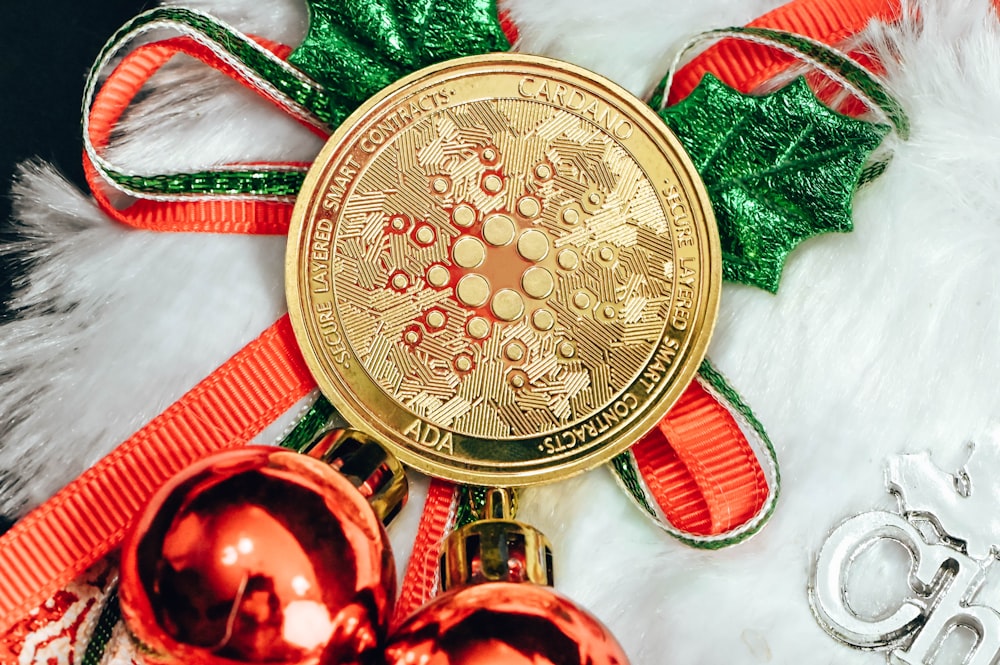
4 0 1000 662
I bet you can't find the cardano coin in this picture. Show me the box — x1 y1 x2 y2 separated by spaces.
286 53 720 485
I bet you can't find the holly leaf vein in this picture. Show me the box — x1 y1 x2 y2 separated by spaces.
287 0 509 127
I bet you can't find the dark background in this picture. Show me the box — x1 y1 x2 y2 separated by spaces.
0 2 151 532
0 1 152 224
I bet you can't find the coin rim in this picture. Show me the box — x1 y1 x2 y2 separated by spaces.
286 52 721 486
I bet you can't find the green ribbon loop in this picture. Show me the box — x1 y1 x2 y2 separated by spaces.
653 26 908 139
84 1 510 203
103 167 308 200
85 7 343 127
611 361 781 549
83 7 339 201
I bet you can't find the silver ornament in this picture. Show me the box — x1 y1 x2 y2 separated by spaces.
810 443 1000 664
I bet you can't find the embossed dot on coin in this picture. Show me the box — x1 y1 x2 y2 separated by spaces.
455 355 473 372
467 317 490 339
483 174 503 194
603 305 616 319
390 216 408 232
505 344 525 361
491 289 525 321
482 148 497 162
426 311 446 329
562 208 580 225
392 273 409 290
426 265 450 287
415 225 436 245
453 237 486 269
521 267 554 299
599 247 614 261
432 177 449 193
531 309 554 331
482 215 516 247
452 204 476 228
516 196 541 218
516 229 548 261
511 374 526 388
404 330 420 344
534 163 552 179
572 291 591 309
456 274 490 308
559 342 576 358
557 249 580 271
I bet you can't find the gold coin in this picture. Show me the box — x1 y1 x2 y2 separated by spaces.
286 53 720 486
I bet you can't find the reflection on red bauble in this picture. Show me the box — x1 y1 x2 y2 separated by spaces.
119 446 395 665
384 582 630 665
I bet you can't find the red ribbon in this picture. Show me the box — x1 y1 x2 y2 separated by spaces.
393 479 458 626
0 317 314 631
633 0 900 540
669 0 901 105
632 379 768 535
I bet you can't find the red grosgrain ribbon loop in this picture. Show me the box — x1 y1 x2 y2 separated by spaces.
621 0 903 546
669 0 901 105
614 366 779 548
394 479 460 626
0 317 316 634
634 379 769 536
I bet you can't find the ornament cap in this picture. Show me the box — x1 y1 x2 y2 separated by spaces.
305 428 408 525
440 488 554 590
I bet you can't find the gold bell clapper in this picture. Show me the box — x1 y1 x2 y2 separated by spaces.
118 429 407 665
384 488 633 665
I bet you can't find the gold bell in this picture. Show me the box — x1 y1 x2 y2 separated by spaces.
304 428 408 525
439 487 554 590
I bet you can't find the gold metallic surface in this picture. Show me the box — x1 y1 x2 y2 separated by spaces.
287 53 720 485
304 428 408 526
441 488 553 590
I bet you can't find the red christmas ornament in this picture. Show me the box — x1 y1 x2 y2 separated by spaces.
385 489 631 665
119 430 406 665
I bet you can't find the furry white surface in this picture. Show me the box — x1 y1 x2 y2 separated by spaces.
4 0 1000 662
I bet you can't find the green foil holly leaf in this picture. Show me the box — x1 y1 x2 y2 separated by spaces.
288 0 509 125
657 73 890 293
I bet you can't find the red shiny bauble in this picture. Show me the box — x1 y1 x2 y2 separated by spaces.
384 582 631 665
119 446 395 665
